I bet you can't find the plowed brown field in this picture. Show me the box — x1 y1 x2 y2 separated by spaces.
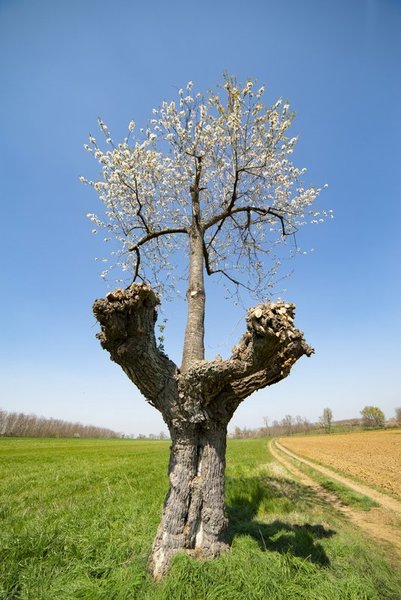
279 429 401 497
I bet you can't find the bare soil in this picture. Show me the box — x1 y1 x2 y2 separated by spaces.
279 430 401 497
270 440 401 563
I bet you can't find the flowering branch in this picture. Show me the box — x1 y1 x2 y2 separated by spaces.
129 227 188 280
83 76 330 296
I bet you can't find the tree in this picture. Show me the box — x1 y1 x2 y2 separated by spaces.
361 406 385 429
233 426 243 438
0 409 7 435
86 77 326 577
395 407 401 427
281 414 294 436
262 416 270 436
320 407 333 433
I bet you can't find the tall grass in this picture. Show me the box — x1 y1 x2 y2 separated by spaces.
1 437 400 599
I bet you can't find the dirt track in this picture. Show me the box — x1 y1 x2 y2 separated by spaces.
270 440 401 562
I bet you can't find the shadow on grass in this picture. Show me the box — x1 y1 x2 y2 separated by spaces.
226 475 335 566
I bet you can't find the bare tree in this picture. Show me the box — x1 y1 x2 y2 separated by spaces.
395 407 401 427
0 409 7 435
233 426 243 438
281 414 294 436
86 76 326 577
320 407 333 433
262 416 270 437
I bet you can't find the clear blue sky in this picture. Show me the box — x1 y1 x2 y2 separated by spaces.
1 0 400 436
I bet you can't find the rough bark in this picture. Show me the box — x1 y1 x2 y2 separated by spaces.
93 283 313 577
151 424 228 578
93 284 178 422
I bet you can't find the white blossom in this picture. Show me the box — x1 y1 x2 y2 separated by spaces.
84 76 328 297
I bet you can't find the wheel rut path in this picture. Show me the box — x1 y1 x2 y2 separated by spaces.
270 439 401 561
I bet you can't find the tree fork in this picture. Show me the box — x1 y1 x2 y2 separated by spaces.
92 283 313 578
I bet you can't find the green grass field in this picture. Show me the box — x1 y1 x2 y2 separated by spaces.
1 437 400 599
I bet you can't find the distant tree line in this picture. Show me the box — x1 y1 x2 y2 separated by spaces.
231 415 316 438
2 405 398 440
0 408 120 438
231 406 401 438
124 432 169 440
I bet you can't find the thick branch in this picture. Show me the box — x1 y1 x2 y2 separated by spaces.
181 301 313 419
93 283 178 417
128 227 188 280
204 205 288 237
128 227 188 252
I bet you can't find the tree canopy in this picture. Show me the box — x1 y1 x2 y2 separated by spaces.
83 77 329 298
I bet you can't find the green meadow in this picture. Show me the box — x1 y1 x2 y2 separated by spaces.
1 437 400 599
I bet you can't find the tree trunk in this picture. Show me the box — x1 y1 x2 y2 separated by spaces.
93 283 313 578
181 182 206 373
150 424 228 578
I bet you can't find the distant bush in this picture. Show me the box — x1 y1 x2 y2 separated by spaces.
360 406 385 429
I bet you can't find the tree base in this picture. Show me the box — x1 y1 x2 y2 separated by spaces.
150 426 228 578
151 541 230 579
